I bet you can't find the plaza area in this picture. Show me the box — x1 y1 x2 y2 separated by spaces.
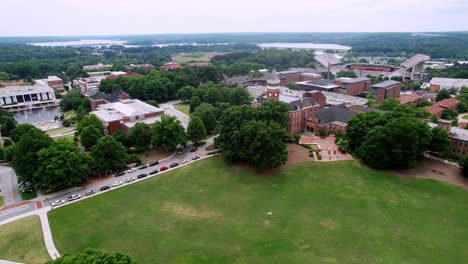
300 135 353 161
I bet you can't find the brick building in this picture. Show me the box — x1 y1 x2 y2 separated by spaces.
296 80 341 93
304 104 357 135
425 97 461 118
430 120 468 158
277 69 321 86
398 93 423 106
88 89 129 111
335 77 371 96
91 99 164 134
160 61 181 71
47 76 65 92
253 70 323 133
371 80 402 103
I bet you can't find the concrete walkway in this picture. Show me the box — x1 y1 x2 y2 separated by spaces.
0 207 60 260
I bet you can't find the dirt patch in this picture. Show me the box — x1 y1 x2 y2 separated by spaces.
286 144 315 165
138 150 172 164
320 218 339 230
163 202 222 220
387 158 468 190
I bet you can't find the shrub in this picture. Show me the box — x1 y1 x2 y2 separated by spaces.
62 119 72 127
3 138 13 147
126 154 141 166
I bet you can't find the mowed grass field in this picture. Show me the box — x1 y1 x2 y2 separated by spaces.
175 103 190 116
49 157 468 264
0 216 49 264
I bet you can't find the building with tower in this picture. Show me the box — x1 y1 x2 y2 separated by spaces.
252 70 325 133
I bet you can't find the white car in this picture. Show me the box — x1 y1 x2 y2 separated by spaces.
52 200 65 206
112 181 123 187
182 159 190 164
68 194 81 201
127 168 137 173
126 177 136 183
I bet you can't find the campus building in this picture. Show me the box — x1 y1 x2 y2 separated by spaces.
371 80 402 103
335 77 371 96
296 80 341 93
88 89 129 111
429 78 468 92
0 84 59 112
425 97 461 118
91 99 164 134
47 76 65 92
83 63 113 71
430 120 468 158
304 104 357 135
252 70 324 133
398 93 424 106
160 62 182 71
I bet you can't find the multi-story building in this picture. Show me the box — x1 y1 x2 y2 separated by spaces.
252 71 323 133
91 99 164 134
429 77 468 92
47 76 65 92
371 80 402 103
335 77 371 96
0 84 59 112
296 80 341 93
77 78 101 95
83 63 113 71
160 62 182 71
431 119 468 158
304 104 357 135
88 89 129 111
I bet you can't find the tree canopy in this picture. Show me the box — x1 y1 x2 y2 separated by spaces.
128 122 152 151
152 115 187 151
46 248 135 264
187 116 207 143
91 136 128 174
35 139 93 191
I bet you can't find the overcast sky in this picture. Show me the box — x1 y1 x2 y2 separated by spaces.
2 0 467 36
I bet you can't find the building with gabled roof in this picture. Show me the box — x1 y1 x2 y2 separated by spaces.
425 97 461 118
305 104 357 135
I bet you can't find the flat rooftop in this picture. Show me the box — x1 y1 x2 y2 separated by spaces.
336 77 370 84
297 80 340 90
92 99 162 123
371 80 401 88
0 84 54 97
321 91 368 107
430 77 468 87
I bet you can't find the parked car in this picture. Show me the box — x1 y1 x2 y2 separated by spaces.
52 200 65 206
149 160 159 166
192 155 200 160
100 185 110 191
85 190 95 196
139 164 148 170
160 166 168 171
149 169 158 175
126 177 136 183
182 159 190 164
68 194 81 201
19 181 33 189
137 173 148 179
170 162 179 168
127 168 137 173
189 147 198 152
112 181 123 187
115 171 125 177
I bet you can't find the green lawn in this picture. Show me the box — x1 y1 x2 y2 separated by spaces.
175 103 190 116
49 157 468 264
462 115 468 120
0 216 50 264
0 196 3 206
173 52 224 63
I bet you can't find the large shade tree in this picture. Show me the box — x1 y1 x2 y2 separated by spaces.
35 139 93 191
187 116 207 144
152 115 187 151
128 122 152 151
12 129 52 183
91 136 127 174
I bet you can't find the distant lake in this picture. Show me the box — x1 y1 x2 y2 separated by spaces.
13 107 62 124
258 43 351 51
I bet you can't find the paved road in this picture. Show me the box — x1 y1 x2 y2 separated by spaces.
0 202 36 222
160 100 189 128
0 166 22 205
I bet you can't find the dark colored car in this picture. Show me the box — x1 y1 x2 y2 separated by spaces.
100 185 110 191
137 173 148 179
115 171 125 177
189 147 198 152
149 160 159 167
149 169 158 175
139 164 148 170
170 162 179 168
160 166 168 172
